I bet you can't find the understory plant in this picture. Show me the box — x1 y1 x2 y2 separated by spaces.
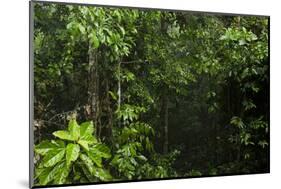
34 119 112 185
34 112 180 186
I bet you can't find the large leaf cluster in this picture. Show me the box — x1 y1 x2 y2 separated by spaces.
34 119 112 185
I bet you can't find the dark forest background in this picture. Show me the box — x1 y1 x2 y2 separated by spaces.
32 2 269 186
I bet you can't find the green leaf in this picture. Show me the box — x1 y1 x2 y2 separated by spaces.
78 23 86 34
53 131 74 141
51 140 65 148
87 144 111 168
79 121 96 143
78 121 97 150
68 119 80 141
118 25 125 36
243 100 256 111
251 86 260 93
110 154 120 165
239 39 246 45
137 155 147 161
35 167 45 180
258 140 268 148
37 167 54 185
87 149 102 167
53 162 70 184
94 168 112 181
89 32 100 49
66 143 80 166
42 148 65 167
230 116 245 129
78 140 89 151
108 91 117 101
38 161 66 185
80 164 95 182
35 140 63 156
80 153 95 174
80 121 94 138
93 144 111 159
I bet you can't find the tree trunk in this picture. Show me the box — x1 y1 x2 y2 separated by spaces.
88 45 100 138
105 78 113 140
163 94 169 154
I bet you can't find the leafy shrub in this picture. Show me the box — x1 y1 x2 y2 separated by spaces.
111 122 180 180
34 119 112 185
110 122 155 179
34 116 180 185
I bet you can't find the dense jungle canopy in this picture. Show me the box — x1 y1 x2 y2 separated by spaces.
32 2 269 186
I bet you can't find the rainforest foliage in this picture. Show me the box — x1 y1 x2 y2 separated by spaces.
33 2 269 186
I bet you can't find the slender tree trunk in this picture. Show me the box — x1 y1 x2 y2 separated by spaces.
97 74 101 139
163 94 169 154
88 45 99 138
105 78 113 140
